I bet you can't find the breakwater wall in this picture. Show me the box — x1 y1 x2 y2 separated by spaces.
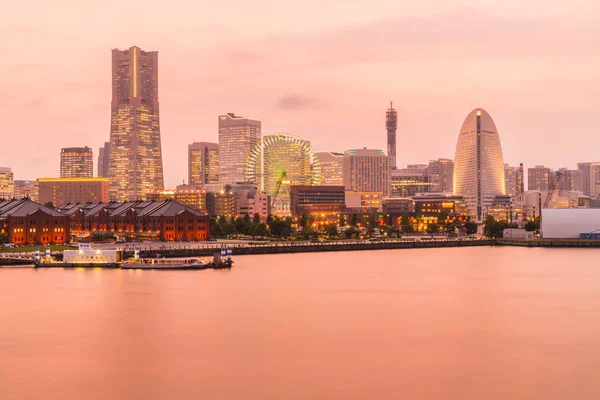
496 239 600 248
125 239 495 259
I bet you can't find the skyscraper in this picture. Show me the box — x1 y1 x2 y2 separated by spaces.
60 147 93 178
557 169 583 192
0 167 14 200
218 113 261 184
427 158 454 193
317 152 344 186
528 165 551 191
108 46 164 201
386 102 397 169
97 142 110 178
453 108 505 220
343 148 391 196
504 163 524 197
188 142 219 186
578 162 600 199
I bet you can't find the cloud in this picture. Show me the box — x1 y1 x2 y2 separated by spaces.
277 95 324 110
8 63 49 73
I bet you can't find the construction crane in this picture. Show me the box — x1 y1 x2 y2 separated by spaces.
543 168 565 209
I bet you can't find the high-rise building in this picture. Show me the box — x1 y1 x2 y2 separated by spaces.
557 169 582 192
188 142 219 186
0 167 14 200
317 152 344 186
578 162 600 199
60 147 93 178
453 108 505 220
38 178 110 207
97 142 110 178
504 164 524 197
390 168 432 197
343 148 391 196
386 102 397 169
528 165 551 191
427 158 454 193
218 113 261 184
108 46 164 201
13 180 39 202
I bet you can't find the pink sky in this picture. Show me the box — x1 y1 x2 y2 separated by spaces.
2 0 600 188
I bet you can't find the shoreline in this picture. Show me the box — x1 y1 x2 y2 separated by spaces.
2 239 599 267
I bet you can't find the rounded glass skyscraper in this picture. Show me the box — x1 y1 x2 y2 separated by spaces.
453 108 505 220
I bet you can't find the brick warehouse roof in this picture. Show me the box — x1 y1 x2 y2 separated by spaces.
0 199 65 218
57 199 207 218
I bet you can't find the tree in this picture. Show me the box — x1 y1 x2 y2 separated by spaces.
218 216 228 226
44 201 55 209
327 225 338 238
437 211 448 230
465 220 478 235
248 224 257 238
524 220 538 232
483 216 507 239
281 227 291 238
223 223 237 237
255 223 268 238
350 213 359 227
344 226 358 238
339 214 347 227
0 233 9 244
299 214 309 228
253 213 261 225
427 223 439 235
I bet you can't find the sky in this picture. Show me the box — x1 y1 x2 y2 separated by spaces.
1 0 599 188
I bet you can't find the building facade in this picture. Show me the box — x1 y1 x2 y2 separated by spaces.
206 191 239 217
0 167 14 200
528 165 551 191
39 178 109 207
108 46 164 201
427 158 454 193
59 200 209 242
386 102 397 169
218 113 261 184
60 147 93 178
453 108 506 220
0 199 69 245
343 148 391 196
391 168 431 197
146 187 207 211
97 142 110 178
13 180 39 202
504 163 524 197
188 142 219 186
317 152 344 186
289 185 345 217
578 162 600 199
558 169 583 192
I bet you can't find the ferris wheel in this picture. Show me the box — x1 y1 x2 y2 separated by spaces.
244 134 322 214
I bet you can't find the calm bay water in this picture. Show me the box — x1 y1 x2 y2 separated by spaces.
2 247 600 399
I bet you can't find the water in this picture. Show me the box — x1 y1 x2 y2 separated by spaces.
1 247 600 400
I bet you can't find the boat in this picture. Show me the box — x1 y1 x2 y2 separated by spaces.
121 257 233 270
34 244 234 270
35 247 123 268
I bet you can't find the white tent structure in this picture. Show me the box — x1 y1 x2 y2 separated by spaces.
542 209 600 239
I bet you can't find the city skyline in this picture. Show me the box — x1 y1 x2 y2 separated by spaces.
2 2 600 188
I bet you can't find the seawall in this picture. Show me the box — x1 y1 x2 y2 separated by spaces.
127 239 494 259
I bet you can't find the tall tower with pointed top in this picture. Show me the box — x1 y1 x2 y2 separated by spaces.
386 102 397 169
108 46 164 201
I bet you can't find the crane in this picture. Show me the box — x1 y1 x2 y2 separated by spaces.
543 168 565 209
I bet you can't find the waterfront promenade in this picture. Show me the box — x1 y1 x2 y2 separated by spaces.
2 238 600 266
